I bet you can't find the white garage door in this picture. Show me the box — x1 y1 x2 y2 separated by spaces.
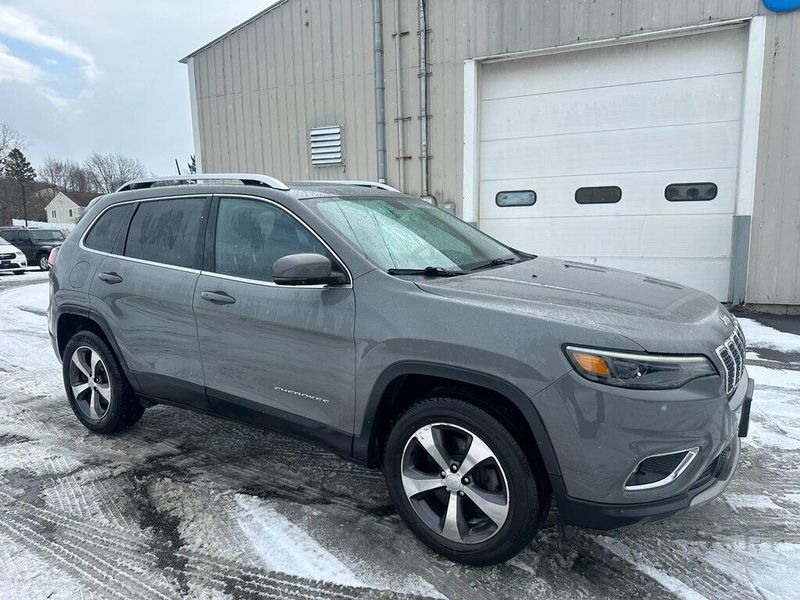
478 28 747 301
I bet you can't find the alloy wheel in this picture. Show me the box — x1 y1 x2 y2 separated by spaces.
400 422 510 544
69 346 112 421
39 256 49 270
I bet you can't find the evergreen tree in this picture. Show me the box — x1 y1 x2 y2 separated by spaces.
4 148 36 182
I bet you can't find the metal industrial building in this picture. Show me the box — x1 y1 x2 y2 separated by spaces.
181 1 800 309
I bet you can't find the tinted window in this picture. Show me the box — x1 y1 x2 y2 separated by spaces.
496 190 536 207
124 198 207 268
575 186 622 204
31 230 65 241
84 204 135 253
665 182 717 202
215 197 328 282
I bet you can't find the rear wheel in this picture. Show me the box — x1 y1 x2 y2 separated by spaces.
63 331 144 433
383 396 545 565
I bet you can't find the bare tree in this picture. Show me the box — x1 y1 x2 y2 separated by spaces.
0 123 28 170
40 157 98 193
84 153 146 193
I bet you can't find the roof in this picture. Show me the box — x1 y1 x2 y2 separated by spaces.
60 190 100 207
179 0 289 63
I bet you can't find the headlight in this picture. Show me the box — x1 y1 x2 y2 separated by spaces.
564 346 717 390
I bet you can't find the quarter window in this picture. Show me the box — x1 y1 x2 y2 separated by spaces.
214 197 329 283
496 190 536 207
124 197 207 269
84 204 135 253
575 186 622 204
665 182 717 202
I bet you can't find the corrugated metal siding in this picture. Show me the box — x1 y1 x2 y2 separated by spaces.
192 0 376 181
747 10 800 304
188 0 800 304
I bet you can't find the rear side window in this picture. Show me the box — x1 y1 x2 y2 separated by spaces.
575 186 622 204
124 197 207 269
84 204 135 253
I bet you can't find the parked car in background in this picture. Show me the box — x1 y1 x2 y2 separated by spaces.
48 174 753 565
0 227 65 271
0 234 27 275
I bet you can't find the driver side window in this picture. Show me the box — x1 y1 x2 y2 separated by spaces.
214 197 329 283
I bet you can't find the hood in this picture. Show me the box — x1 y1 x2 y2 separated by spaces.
0 242 20 253
416 257 734 354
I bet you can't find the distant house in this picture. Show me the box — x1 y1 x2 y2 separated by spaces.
44 191 98 223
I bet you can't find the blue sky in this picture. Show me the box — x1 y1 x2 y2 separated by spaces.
0 1 270 175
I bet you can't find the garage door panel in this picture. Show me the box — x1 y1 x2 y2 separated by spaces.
478 29 745 301
481 215 733 259
480 73 742 142
481 28 746 100
480 121 740 180
480 168 738 219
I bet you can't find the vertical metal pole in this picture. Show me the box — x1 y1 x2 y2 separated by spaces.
21 182 28 227
393 0 406 191
372 0 387 184
417 0 431 201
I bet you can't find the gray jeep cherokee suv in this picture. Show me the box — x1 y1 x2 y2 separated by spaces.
48 174 753 565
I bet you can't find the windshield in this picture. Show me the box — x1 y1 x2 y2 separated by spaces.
31 230 65 241
305 196 517 272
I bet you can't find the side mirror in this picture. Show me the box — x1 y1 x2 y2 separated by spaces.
272 253 346 286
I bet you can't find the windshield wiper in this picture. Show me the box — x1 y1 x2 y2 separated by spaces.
387 266 467 277
469 256 520 272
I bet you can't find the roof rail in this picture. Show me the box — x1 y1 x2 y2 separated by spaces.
116 173 290 193
295 180 400 193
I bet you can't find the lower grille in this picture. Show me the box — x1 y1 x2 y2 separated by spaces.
716 323 746 396
690 443 732 491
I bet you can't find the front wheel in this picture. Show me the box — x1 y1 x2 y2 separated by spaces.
38 255 50 271
383 397 545 565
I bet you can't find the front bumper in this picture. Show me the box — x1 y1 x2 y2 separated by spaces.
0 256 26 271
552 377 752 530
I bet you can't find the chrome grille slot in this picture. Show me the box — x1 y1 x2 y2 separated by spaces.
716 323 746 396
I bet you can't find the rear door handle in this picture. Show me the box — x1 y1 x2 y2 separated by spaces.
200 290 236 305
98 272 123 284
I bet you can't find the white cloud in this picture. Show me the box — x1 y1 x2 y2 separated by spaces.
0 42 41 84
0 5 98 81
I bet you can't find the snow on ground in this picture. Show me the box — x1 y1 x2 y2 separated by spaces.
739 317 800 354
1 278 799 599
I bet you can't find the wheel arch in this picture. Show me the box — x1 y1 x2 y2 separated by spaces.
355 361 563 481
55 307 139 389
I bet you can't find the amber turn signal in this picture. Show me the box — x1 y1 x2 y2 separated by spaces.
570 352 611 378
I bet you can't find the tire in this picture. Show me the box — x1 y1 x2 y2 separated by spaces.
383 396 544 565
62 331 144 433
38 254 50 271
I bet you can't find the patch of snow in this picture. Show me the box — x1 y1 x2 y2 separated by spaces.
593 536 708 600
234 494 364 588
739 318 800 353
702 542 800 600
725 494 787 512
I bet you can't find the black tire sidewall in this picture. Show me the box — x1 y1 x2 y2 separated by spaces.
62 331 133 433
384 397 541 565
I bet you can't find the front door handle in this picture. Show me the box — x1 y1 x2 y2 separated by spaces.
98 272 123 284
200 290 236 305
